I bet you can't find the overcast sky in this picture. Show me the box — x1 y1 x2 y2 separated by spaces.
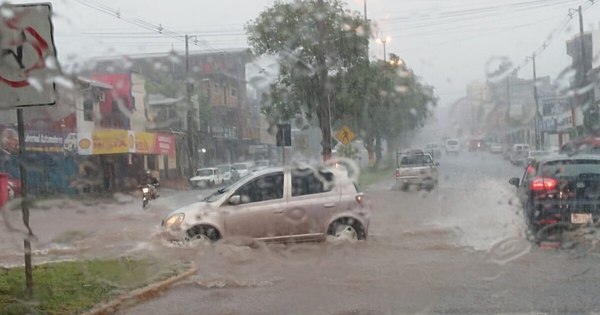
14 0 600 107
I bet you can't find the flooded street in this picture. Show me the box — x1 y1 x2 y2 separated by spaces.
3 152 600 313
112 152 600 314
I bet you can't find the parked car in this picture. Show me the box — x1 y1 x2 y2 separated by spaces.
489 143 504 154
216 164 234 183
161 166 370 243
190 167 223 188
254 159 271 171
424 143 442 159
509 154 600 242
395 152 439 191
444 138 460 155
232 162 253 178
510 150 530 166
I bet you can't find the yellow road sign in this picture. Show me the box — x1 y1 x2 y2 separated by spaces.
335 125 356 145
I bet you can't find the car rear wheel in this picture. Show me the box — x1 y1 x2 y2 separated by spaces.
327 218 366 241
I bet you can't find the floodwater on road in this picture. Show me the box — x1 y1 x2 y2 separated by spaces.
120 152 600 314
3 152 600 314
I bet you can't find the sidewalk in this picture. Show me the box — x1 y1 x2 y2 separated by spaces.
0 188 197 267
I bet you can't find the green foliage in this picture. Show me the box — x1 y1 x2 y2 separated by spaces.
0 258 183 315
246 0 369 126
246 0 436 160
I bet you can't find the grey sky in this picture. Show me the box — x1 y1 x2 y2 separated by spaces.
14 0 600 107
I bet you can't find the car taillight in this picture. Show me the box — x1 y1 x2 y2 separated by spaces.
395 169 400 178
531 177 557 192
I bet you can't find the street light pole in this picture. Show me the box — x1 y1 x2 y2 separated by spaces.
376 35 391 62
527 54 541 150
185 34 198 172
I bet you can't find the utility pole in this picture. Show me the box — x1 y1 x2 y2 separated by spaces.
185 34 197 173
505 76 510 123
316 0 332 161
529 54 541 150
17 109 33 298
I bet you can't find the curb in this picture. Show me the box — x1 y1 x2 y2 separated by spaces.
82 261 197 315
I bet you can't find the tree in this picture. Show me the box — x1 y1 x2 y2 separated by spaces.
246 0 370 161
332 54 436 166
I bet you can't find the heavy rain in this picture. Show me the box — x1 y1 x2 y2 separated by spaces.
2 0 600 314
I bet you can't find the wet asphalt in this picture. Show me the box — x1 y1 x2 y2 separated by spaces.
3 152 600 314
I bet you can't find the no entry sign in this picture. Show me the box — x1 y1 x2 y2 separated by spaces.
0 3 57 108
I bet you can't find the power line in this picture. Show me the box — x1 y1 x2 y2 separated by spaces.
72 0 226 52
514 0 597 73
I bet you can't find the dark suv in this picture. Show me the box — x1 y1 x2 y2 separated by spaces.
509 154 600 241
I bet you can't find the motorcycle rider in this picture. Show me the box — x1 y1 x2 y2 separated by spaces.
143 170 160 198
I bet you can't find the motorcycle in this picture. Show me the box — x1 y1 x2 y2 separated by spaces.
140 183 159 209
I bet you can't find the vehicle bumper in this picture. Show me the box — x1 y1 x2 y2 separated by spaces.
396 176 435 186
531 202 600 227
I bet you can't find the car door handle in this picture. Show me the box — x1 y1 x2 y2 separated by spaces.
274 210 284 214
323 203 336 208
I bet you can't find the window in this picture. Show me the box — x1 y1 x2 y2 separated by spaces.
292 169 334 196
231 88 237 96
400 154 433 166
234 172 283 204
83 99 93 121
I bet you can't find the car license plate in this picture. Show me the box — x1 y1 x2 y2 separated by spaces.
571 213 593 224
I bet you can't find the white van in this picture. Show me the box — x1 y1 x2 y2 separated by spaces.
512 143 530 152
445 139 460 155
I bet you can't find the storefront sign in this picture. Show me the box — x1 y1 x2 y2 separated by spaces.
77 129 175 156
135 132 156 154
540 118 557 133
91 129 131 155
155 134 175 157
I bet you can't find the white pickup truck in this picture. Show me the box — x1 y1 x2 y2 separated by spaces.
395 152 439 191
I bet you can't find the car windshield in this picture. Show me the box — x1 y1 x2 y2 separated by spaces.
5 0 600 314
196 169 213 176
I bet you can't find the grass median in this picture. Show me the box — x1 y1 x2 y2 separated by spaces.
0 257 186 315
358 161 394 190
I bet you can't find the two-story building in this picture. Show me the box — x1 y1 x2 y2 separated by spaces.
87 48 263 173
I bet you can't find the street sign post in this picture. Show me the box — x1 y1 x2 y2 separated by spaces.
335 125 356 145
276 123 291 165
0 3 58 298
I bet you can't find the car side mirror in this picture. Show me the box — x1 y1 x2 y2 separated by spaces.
228 195 241 205
509 177 520 187
434 162 440 166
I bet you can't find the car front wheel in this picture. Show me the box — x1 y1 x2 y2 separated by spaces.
185 225 221 244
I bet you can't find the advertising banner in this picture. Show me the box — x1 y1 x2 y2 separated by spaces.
90 129 131 155
155 134 175 157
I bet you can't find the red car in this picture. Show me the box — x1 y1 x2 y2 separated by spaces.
467 139 486 152
560 136 600 155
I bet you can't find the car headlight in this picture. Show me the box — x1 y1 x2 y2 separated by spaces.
163 213 185 229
